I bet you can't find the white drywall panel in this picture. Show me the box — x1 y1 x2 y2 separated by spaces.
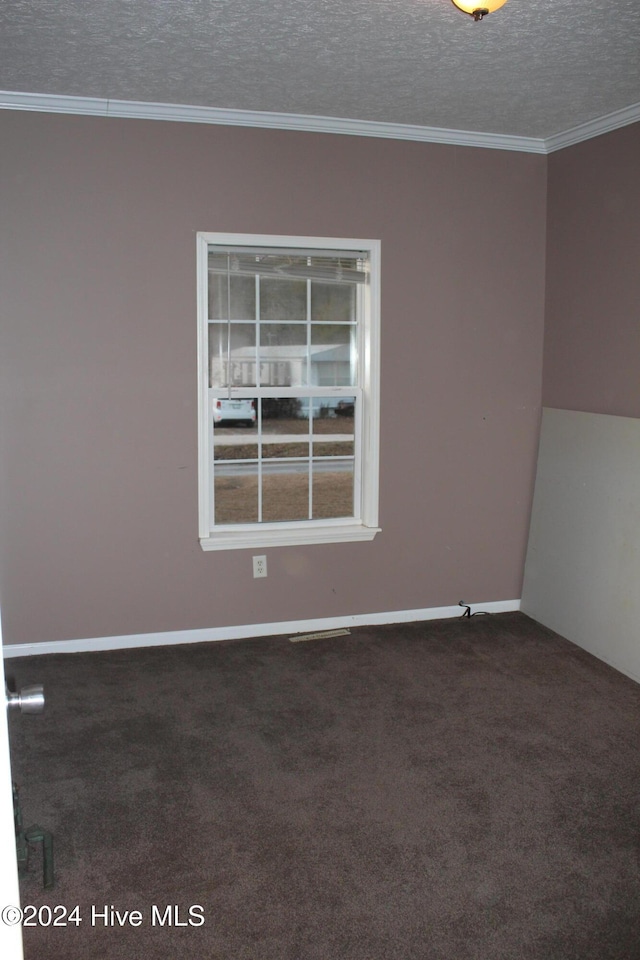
522 407 640 683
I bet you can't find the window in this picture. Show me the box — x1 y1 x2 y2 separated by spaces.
197 233 380 551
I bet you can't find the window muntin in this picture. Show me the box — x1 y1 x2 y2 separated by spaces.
198 234 380 551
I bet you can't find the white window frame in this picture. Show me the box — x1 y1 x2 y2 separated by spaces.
197 232 381 551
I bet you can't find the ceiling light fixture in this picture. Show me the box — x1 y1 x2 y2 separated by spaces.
451 0 508 21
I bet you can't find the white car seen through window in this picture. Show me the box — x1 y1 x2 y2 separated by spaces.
212 398 256 427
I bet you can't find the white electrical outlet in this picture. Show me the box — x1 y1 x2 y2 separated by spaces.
252 555 267 578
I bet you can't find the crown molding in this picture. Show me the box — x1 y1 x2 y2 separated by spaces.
0 90 546 153
0 89 638 154
545 102 640 153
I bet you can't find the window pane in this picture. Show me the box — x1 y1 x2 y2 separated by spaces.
209 323 256 387
259 324 307 386
258 360 300 388
208 260 255 320
211 396 256 427
312 397 355 455
259 323 307 348
311 281 355 322
214 463 259 524
261 399 309 434
312 461 354 519
260 278 307 321
310 324 353 347
214 443 259 462
262 462 310 522
262 441 309 460
312 396 355 432
310 326 354 386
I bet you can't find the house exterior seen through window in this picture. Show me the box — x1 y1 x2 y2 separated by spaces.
197 233 381 551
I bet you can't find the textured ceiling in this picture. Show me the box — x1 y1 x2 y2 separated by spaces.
1 0 639 140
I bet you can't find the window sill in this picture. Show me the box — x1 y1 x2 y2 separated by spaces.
199 522 381 552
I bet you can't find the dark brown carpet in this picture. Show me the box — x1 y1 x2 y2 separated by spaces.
7 612 640 959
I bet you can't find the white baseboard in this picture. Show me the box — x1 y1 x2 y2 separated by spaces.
2 599 521 659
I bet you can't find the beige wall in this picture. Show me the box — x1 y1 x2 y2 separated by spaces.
0 111 547 645
543 122 640 416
